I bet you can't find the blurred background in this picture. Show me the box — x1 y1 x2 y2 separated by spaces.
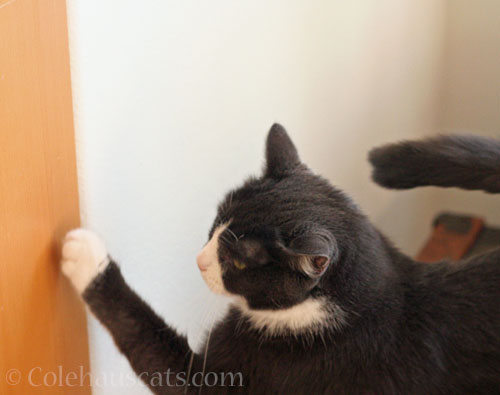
65 1 500 393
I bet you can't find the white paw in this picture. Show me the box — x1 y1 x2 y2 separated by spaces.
61 228 110 294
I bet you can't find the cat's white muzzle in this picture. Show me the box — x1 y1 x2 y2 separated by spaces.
197 225 229 295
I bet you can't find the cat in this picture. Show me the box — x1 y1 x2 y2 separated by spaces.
61 124 500 394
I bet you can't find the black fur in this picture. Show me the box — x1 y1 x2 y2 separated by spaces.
369 134 500 192
82 126 500 394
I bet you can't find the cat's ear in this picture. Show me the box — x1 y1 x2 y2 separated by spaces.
280 227 337 278
265 123 301 178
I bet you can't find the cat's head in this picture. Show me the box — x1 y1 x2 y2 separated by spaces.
197 124 365 319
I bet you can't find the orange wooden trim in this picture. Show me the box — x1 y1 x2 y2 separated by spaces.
0 0 90 393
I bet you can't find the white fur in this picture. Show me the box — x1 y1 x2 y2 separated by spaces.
61 228 109 294
196 224 345 335
235 296 345 336
197 224 229 295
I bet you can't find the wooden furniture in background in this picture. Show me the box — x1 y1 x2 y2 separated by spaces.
417 213 500 263
0 0 90 393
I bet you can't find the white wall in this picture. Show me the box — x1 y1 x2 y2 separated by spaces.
431 0 500 225
66 1 465 393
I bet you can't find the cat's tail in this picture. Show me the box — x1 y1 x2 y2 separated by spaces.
368 135 500 193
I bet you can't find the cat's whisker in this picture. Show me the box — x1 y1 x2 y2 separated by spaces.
198 297 216 333
225 227 239 242
184 351 194 394
218 233 233 247
198 318 216 395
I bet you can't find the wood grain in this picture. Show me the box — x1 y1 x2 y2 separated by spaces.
0 0 91 393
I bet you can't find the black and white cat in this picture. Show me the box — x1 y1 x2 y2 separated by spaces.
61 124 500 394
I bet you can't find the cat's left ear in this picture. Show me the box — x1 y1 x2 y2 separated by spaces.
280 227 337 278
265 123 302 178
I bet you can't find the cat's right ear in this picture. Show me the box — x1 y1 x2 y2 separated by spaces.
265 123 301 178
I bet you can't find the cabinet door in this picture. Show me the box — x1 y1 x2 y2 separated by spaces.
0 0 91 393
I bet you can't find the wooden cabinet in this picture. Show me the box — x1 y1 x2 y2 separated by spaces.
0 0 91 393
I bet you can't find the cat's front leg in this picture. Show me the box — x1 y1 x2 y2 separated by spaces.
61 229 196 394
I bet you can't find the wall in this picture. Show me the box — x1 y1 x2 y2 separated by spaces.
66 1 449 393
432 0 500 224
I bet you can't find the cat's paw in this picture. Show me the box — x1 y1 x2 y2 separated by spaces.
61 228 110 294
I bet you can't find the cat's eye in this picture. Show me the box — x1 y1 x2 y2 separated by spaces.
233 260 246 270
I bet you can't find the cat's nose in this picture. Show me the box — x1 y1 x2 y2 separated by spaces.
196 251 210 271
